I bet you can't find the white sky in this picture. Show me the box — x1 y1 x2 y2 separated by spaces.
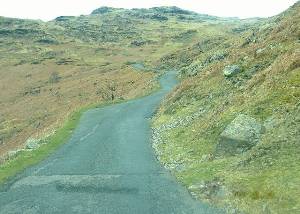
0 0 298 21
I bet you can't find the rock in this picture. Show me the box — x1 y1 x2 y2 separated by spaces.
56 57 77 65
181 61 203 76
223 65 241 77
130 39 154 47
25 138 40 150
216 114 263 156
36 38 59 45
201 154 214 162
256 48 266 54
7 150 20 159
188 179 224 199
23 86 41 96
204 52 227 64
151 14 168 21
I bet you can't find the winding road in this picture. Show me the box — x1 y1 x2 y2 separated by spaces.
0 72 222 214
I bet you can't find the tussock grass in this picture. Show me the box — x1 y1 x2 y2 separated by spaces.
153 2 300 213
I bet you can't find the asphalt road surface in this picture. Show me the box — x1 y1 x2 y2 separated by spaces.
0 72 223 214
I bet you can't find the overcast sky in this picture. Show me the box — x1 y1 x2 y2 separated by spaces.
0 0 298 21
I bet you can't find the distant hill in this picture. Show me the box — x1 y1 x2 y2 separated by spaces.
0 6 234 159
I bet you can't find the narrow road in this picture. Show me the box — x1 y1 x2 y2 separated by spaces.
0 72 222 214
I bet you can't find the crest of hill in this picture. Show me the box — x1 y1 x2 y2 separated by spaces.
90 6 221 22
91 6 196 15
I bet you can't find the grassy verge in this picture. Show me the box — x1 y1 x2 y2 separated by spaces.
0 102 97 184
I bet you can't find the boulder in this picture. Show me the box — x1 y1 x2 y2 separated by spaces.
216 114 263 156
223 65 241 77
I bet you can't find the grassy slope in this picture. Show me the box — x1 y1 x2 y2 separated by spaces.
0 7 232 159
153 3 300 214
0 4 299 213
0 103 85 184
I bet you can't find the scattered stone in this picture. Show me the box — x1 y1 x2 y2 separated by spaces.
256 48 266 54
131 40 146 47
48 71 61 84
185 62 204 76
7 150 20 159
241 32 257 47
151 108 207 170
181 52 228 77
151 14 168 21
216 114 263 156
56 57 77 65
23 86 41 96
201 153 214 162
204 52 227 64
36 38 58 45
25 138 40 150
130 39 154 47
223 65 241 77
188 179 225 200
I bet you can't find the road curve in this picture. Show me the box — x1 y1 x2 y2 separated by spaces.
0 72 222 214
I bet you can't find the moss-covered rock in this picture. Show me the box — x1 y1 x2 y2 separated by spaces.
216 114 263 156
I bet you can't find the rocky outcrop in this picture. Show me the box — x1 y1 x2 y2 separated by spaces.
152 6 195 15
216 114 263 156
151 14 168 21
91 7 115 15
180 52 227 77
54 16 75 22
188 179 226 200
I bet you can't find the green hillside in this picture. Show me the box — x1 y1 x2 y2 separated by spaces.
153 2 300 213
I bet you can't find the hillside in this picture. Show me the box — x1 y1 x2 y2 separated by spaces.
0 7 235 160
0 3 299 214
153 2 300 213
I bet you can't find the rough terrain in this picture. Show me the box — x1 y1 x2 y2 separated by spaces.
0 72 222 213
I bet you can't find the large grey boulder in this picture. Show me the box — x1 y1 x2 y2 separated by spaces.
223 65 241 77
216 114 263 156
